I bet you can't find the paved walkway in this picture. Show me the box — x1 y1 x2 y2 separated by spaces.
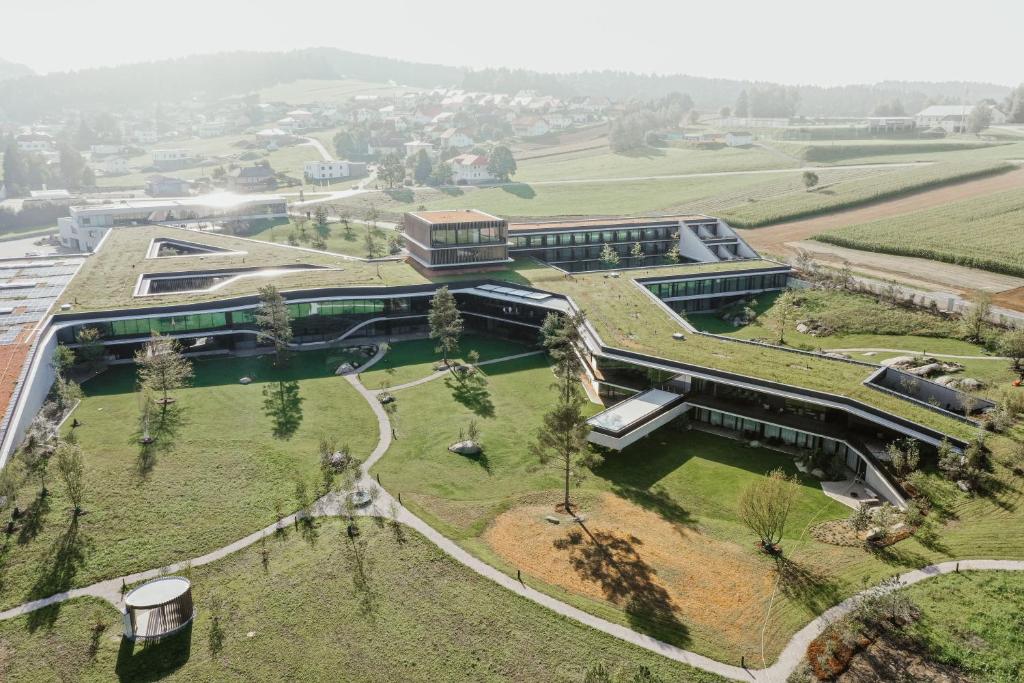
3 344 1024 682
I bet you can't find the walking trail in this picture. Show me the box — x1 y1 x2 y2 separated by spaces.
2 346 1023 682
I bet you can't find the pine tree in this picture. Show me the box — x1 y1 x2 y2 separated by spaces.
428 286 463 367
531 375 598 513
255 284 293 365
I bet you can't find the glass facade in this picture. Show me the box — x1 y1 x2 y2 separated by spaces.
645 272 789 300
431 223 505 246
691 406 849 458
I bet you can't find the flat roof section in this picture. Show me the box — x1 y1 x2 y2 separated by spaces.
409 209 504 224
509 214 712 232
588 389 685 435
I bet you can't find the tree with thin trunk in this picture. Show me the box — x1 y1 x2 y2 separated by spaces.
738 467 797 554
540 310 586 402
135 333 193 417
255 284 293 365
19 413 57 496
531 375 598 513
802 171 819 190
998 328 1024 378
960 290 992 343
630 241 644 262
599 243 620 269
773 290 798 345
56 439 85 516
76 327 105 372
428 286 462 367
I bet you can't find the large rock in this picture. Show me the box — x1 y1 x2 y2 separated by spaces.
795 323 810 334
881 355 917 367
335 363 355 375
810 467 826 479
448 440 481 455
906 362 941 377
958 377 983 391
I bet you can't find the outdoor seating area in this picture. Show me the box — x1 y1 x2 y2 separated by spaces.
122 576 195 641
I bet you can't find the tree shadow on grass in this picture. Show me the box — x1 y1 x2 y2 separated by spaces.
500 183 536 199
131 401 186 479
115 623 192 682
557 522 689 646
343 531 377 619
262 380 304 439
454 448 491 474
16 493 51 545
773 556 843 614
869 541 929 569
26 517 90 631
617 146 667 159
444 374 494 418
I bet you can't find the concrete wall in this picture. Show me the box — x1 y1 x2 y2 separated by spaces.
0 324 59 468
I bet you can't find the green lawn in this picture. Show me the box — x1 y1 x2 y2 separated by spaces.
359 334 536 390
0 350 377 613
0 521 722 683
686 289 997 357
246 218 392 258
815 187 1024 277
902 571 1024 682
767 139 1015 165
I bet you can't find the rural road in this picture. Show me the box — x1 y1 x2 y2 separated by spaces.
300 136 333 161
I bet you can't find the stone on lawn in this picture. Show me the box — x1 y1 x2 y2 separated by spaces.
239 376 252 385
795 323 810 334
335 363 355 375
810 468 826 479
448 440 481 455
544 515 560 524
957 479 973 493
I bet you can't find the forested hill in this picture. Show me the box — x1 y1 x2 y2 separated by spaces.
0 47 1013 121
463 69 1013 116
0 49 464 121
0 58 33 81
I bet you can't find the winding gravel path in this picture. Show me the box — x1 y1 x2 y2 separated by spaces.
2 346 1023 682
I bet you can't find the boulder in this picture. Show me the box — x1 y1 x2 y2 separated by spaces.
329 451 349 471
796 323 810 334
881 355 917 367
933 375 957 387
544 515 560 524
957 479 973 493
958 377 983 391
906 362 941 377
448 440 481 455
810 467 826 479
239 376 253 385
335 363 355 375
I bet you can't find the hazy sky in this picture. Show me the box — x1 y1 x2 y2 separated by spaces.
5 0 1022 86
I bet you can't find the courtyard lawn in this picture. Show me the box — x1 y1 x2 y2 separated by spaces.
0 350 377 614
368 349 1024 663
901 571 1024 681
686 289 997 357
0 521 723 683
359 334 536 390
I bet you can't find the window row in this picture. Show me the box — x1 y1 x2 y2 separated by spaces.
510 227 675 249
646 272 788 299
430 225 505 247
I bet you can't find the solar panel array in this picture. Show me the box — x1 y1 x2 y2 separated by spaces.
476 283 551 301
0 257 85 341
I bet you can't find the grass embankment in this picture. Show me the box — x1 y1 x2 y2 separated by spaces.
772 139 1007 164
246 218 392 259
901 571 1024 681
0 350 377 613
0 521 723 683
815 187 1024 278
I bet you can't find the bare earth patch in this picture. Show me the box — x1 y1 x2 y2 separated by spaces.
483 492 775 654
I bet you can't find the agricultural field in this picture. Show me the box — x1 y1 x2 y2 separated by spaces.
254 78 422 105
766 138 1017 165
514 144 798 182
718 160 1014 227
814 187 1024 277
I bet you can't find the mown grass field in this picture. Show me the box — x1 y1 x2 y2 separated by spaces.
767 138 1015 164
0 351 378 613
0 522 723 683
902 571 1024 682
815 187 1024 277
246 217 392 258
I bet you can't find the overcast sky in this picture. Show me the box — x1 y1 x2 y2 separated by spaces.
5 0 1022 86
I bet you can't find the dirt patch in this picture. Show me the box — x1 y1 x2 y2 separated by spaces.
483 492 774 652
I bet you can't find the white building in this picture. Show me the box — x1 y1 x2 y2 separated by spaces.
404 140 434 159
449 154 495 184
97 157 131 175
303 159 368 182
58 194 289 252
16 133 54 153
915 104 1007 133
512 116 550 138
724 131 754 147
438 128 474 150
152 149 195 170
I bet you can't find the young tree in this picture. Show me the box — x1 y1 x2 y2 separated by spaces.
773 290 798 344
19 414 57 496
531 375 598 513
429 159 453 187
664 243 681 265
337 206 354 238
313 204 331 241
599 243 620 269
886 438 921 478
960 290 992 343
135 333 193 415
255 284 293 365
413 149 432 185
56 439 85 516
630 241 645 262
998 328 1024 378
802 171 819 190
737 467 797 553
75 327 105 372
52 343 76 376
968 105 992 134
428 286 463 367
53 374 83 415
487 146 517 182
